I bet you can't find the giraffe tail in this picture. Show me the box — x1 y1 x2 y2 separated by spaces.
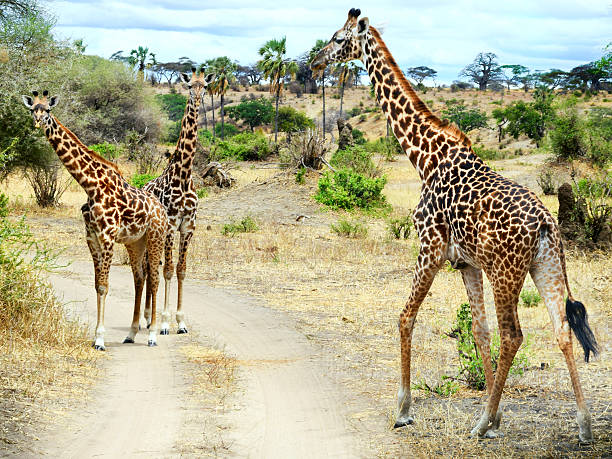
556 226 599 363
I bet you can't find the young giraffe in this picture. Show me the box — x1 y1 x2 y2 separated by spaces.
142 69 214 335
312 9 599 441
22 90 168 351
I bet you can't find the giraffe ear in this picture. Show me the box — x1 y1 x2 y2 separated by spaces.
48 95 59 108
179 72 191 85
357 17 369 36
22 95 34 109
204 73 215 86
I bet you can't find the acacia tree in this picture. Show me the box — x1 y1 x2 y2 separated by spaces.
500 64 531 91
257 36 298 143
209 56 237 139
536 69 568 90
459 52 504 90
405 66 437 88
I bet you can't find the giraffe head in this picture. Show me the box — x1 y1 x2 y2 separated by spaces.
22 90 59 128
310 8 369 78
179 67 215 105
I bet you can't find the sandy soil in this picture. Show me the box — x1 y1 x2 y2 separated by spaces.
34 260 362 458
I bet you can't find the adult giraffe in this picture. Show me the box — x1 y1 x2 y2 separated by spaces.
22 91 168 351
143 69 214 335
311 9 598 441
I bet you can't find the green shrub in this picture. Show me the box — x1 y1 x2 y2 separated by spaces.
278 106 315 133
348 107 361 117
584 107 612 165
89 142 121 160
449 302 530 390
315 169 388 211
225 97 274 131
330 146 379 177
411 378 460 397
130 173 157 188
330 219 368 238
572 176 612 243
295 166 306 184
441 99 488 132
549 103 584 160
388 215 413 239
364 136 403 160
221 216 258 236
215 122 240 138
196 188 208 199
359 114 367 122
537 169 557 195
163 120 182 144
472 145 501 161
155 92 187 122
213 132 271 161
520 289 542 307
351 128 366 145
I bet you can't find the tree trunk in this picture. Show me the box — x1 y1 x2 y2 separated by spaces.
220 93 225 140
274 86 280 143
211 94 216 140
322 77 326 135
202 103 208 131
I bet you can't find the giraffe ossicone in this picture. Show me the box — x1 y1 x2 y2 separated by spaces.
312 8 598 442
23 90 169 351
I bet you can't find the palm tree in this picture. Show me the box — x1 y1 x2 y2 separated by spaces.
257 37 298 143
309 40 329 135
209 57 237 140
334 62 360 118
203 59 218 139
111 46 156 83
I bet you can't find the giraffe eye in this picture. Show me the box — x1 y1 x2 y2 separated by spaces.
334 38 345 44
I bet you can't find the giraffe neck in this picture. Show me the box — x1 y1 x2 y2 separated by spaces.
168 91 200 178
362 28 471 182
44 115 121 196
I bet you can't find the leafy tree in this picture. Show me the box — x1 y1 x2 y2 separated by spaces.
111 46 156 82
459 52 504 90
567 62 608 92
226 97 273 131
257 36 298 143
500 64 531 91
208 56 237 139
441 99 488 132
496 87 555 147
536 69 568 90
405 66 437 89
277 106 314 133
155 92 187 122
152 57 192 87
236 64 263 86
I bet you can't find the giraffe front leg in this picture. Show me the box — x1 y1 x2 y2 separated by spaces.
160 231 175 336
175 227 194 334
395 243 446 428
461 267 501 430
92 242 114 351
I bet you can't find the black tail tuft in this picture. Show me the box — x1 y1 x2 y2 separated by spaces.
566 298 599 363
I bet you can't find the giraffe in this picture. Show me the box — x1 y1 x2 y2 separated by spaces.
142 69 214 335
311 9 599 441
22 90 168 351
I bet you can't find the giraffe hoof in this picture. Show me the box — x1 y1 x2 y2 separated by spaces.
177 327 188 334
160 329 169 336
148 340 157 347
92 344 106 351
123 337 135 344
393 417 414 428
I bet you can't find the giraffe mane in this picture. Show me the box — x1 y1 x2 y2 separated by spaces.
53 116 122 174
369 27 472 148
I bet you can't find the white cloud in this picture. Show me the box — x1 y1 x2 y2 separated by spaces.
47 1 611 83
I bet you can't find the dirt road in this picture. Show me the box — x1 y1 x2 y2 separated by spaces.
39 261 356 458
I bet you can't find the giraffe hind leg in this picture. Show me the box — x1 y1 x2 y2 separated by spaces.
530 239 595 442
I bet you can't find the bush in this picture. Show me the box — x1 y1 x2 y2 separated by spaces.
472 145 502 161
155 92 187 122
330 219 368 238
584 107 612 165
278 106 315 133
520 289 542 307
315 169 388 211
449 302 530 390
163 120 182 144
90 142 121 160
330 146 380 177
347 107 361 117
213 132 271 161
295 166 306 184
441 99 488 132
351 128 366 145
225 97 273 131
573 177 612 243
364 136 403 161
130 173 157 188
537 169 557 195
388 215 413 239
196 188 208 199
221 216 258 236
215 122 240 138
549 103 584 160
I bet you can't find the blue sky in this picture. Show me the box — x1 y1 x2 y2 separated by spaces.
47 1 611 84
